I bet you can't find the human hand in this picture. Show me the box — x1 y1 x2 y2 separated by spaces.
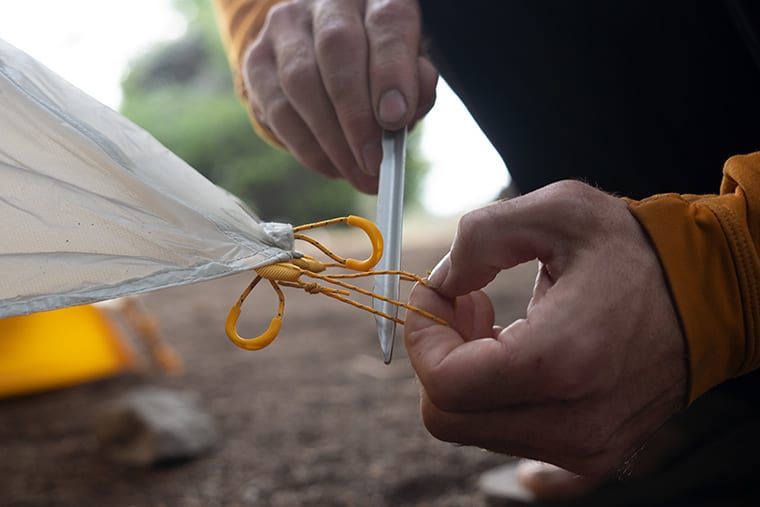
242 0 438 193
405 180 688 476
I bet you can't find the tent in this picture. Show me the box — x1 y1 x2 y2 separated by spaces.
0 38 294 319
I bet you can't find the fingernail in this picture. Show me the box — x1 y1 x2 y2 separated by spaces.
427 254 450 288
361 141 382 175
378 89 407 125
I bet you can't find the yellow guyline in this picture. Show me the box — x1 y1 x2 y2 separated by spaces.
225 215 447 351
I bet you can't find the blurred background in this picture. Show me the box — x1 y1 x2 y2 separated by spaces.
1 0 510 224
0 2 531 506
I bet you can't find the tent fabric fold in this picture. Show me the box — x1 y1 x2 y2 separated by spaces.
0 38 294 318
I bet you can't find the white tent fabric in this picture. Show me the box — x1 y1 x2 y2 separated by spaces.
0 38 294 318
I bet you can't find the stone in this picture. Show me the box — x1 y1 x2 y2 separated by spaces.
94 386 218 466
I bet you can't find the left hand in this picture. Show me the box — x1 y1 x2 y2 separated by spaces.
242 0 437 193
404 180 688 477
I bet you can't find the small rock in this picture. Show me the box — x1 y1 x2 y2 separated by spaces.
94 386 218 466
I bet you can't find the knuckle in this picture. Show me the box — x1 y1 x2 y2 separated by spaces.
320 66 358 96
365 1 419 71
267 1 302 24
319 71 374 132
315 20 363 57
370 33 408 62
365 0 418 31
455 209 484 245
550 178 591 195
279 54 318 95
423 378 459 413
334 103 374 131
258 3 299 44
420 399 457 443
244 39 269 69
545 179 600 212
455 210 478 237
548 179 593 200
263 96 292 128
368 36 412 75
543 179 613 230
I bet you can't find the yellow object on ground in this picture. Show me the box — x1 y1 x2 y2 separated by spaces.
0 305 136 398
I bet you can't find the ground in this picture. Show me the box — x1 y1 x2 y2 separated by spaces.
0 220 537 507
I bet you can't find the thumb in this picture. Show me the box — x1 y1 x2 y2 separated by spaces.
427 189 573 299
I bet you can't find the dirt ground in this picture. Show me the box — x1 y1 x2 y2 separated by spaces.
0 219 538 507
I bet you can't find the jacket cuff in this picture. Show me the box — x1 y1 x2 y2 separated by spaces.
213 0 286 149
625 192 745 403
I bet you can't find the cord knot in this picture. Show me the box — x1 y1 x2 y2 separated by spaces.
302 282 322 294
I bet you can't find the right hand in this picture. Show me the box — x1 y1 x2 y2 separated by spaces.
242 0 438 193
405 181 688 476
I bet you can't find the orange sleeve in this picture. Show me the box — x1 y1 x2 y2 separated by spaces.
212 0 285 147
626 151 760 403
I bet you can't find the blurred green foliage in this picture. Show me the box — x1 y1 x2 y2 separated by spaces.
120 0 427 223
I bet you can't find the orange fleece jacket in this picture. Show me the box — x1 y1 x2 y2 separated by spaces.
213 0 285 147
628 153 760 402
213 0 760 404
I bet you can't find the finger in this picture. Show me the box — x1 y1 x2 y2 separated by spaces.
405 283 465 372
311 0 385 180
271 110 343 181
406 284 495 340
412 55 438 122
527 262 554 314
242 21 341 180
407 284 546 410
241 35 275 124
427 202 554 299
365 0 423 129
250 75 341 180
268 3 375 191
451 289 496 342
419 391 624 477
428 182 599 298
408 280 591 409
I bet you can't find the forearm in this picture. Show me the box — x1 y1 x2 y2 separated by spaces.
627 151 760 402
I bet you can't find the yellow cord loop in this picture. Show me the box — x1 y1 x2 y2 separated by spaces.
225 215 447 351
292 215 383 271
